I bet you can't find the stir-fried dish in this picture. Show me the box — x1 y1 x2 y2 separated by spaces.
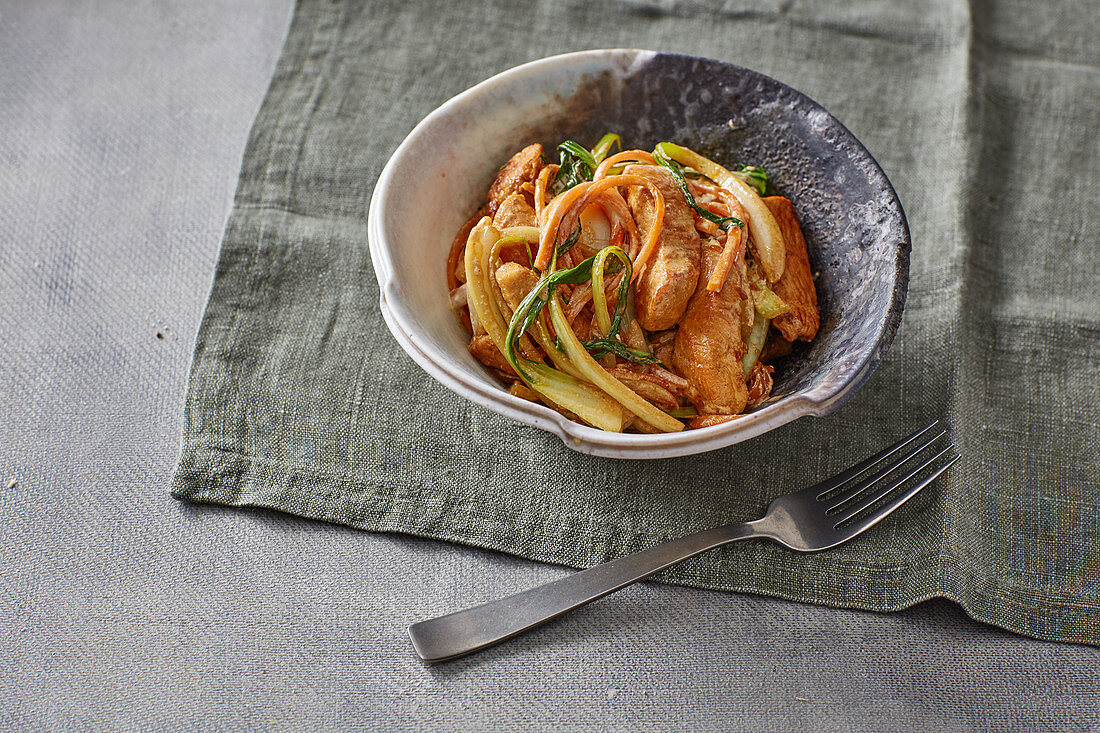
446 135 819 433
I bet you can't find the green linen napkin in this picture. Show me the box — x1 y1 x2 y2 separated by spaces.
172 0 1100 645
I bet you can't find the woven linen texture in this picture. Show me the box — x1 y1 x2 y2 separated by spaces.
173 0 1100 645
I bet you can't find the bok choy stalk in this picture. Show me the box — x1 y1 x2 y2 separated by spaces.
504 255 600 380
589 245 629 337
746 265 790 319
581 246 660 365
742 312 770 377
547 292 684 433
464 220 625 431
590 133 621 165
654 142 786 283
735 165 768 196
507 246 658 371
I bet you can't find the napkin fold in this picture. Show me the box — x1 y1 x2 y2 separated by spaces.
173 0 1100 645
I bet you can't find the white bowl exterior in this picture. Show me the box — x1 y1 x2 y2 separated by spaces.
368 49 851 459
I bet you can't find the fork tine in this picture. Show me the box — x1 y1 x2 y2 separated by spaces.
833 449 958 529
810 420 943 501
824 429 947 512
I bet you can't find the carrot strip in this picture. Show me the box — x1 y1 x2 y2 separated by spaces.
535 175 663 278
593 150 657 180
702 191 749 292
707 225 744 292
446 206 487 289
591 189 640 258
534 181 595 270
534 164 557 220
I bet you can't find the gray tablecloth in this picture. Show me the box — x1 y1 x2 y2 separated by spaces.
2 1 1098 730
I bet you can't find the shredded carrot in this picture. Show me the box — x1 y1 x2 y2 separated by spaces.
706 225 744 292
695 218 721 237
534 164 557 220
535 175 663 277
689 185 748 292
535 181 594 270
446 205 487 290
591 189 640 258
593 150 657 180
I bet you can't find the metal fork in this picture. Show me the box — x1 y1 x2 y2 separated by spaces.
409 421 957 662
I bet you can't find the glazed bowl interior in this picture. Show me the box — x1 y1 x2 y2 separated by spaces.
369 49 909 458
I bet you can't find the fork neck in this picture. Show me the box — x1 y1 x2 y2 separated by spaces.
722 519 769 543
688 520 767 550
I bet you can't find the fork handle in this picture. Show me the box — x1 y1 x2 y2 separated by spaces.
408 521 762 661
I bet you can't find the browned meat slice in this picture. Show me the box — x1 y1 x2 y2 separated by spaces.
684 364 771 427
497 240 531 267
745 362 774 409
764 197 819 342
687 414 739 429
607 368 680 410
493 193 537 228
673 239 748 415
487 144 545 216
625 164 701 331
447 206 488 288
492 194 538 265
494 262 538 312
759 331 792 361
648 328 677 368
467 334 516 377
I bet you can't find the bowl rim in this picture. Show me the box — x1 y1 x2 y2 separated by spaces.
367 48 910 459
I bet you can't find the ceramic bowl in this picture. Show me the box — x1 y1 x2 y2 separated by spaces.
368 49 909 459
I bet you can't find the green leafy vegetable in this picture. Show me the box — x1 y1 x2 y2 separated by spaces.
504 255 598 378
590 133 621 165
733 165 768 196
559 140 597 170
556 223 581 257
580 337 661 365
552 140 597 193
585 246 661 365
551 133 624 194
